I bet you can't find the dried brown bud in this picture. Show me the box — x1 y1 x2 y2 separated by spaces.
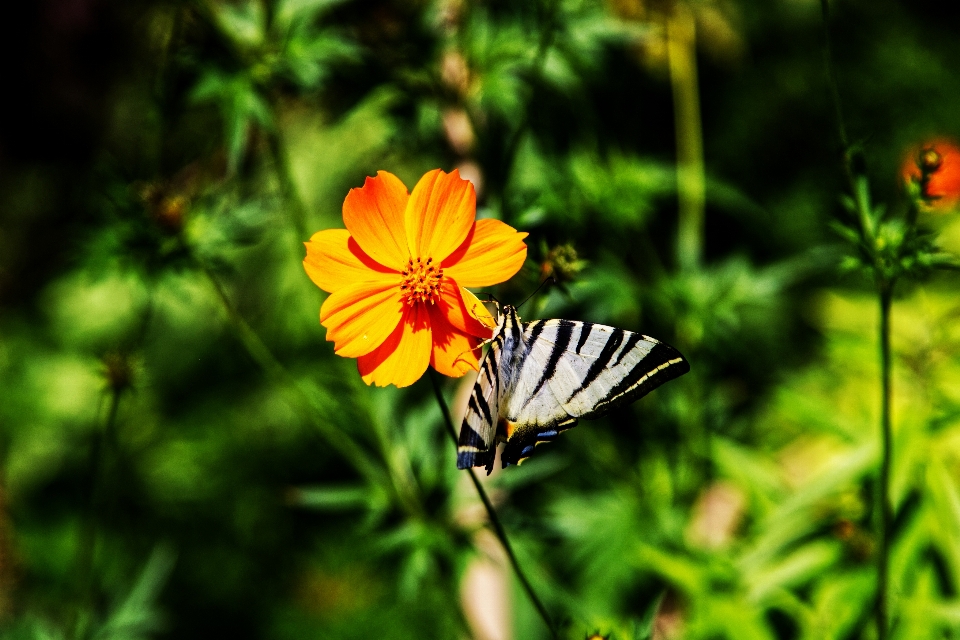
102 352 134 393
540 244 585 284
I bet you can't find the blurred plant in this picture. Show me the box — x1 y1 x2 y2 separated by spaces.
303 168 527 388
192 0 359 171
188 0 361 243
9 0 960 636
821 1 960 637
539 242 586 287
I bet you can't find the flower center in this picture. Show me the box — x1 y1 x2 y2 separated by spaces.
400 256 443 305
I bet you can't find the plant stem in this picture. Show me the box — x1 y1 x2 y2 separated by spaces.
667 2 705 272
819 3 895 635
267 128 309 241
876 280 893 640
498 0 561 210
72 386 122 639
202 267 392 497
819 0 848 150
819 0 874 242
428 370 559 640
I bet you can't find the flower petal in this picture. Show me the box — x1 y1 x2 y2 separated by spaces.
438 277 495 338
320 279 404 358
303 229 397 293
428 304 482 378
405 169 476 263
358 304 432 388
442 219 528 288
342 171 411 271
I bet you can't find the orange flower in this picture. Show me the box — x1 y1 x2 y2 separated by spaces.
901 138 960 211
303 169 528 388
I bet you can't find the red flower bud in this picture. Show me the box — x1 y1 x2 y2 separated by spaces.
901 138 960 211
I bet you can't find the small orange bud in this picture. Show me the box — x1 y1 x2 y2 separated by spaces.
901 138 960 211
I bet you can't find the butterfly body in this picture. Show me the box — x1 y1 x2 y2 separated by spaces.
457 305 689 473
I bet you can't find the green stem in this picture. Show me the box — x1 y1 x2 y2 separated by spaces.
819 0 874 243
428 370 559 640
499 0 561 210
876 280 893 640
202 267 393 499
267 128 309 241
819 3 894 635
818 0 848 150
667 2 705 271
72 387 123 639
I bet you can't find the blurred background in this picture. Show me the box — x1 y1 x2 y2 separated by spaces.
2 0 960 638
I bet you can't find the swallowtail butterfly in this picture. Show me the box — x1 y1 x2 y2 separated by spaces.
457 304 689 473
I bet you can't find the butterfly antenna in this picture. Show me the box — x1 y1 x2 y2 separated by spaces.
516 276 555 311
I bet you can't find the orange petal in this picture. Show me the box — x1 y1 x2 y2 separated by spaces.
320 279 404 358
358 304 432 388
442 219 528 288
303 229 398 293
437 277 495 338
342 171 411 271
428 304 482 378
405 169 476 263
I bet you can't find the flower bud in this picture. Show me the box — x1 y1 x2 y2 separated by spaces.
540 244 585 284
102 351 134 393
901 138 960 211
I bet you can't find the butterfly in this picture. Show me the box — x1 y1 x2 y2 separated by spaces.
457 304 689 473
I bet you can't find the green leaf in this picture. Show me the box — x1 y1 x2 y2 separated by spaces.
190 71 273 172
211 0 266 48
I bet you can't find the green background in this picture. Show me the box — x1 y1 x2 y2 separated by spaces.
2 0 960 638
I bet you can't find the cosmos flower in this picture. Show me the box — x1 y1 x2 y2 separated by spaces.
304 169 527 388
901 138 960 211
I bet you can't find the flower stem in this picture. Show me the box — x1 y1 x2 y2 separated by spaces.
876 280 893 640
267 128 309 241
818 3 895 635
428 370 559 640
72 386 123 639
202 267 391 496
667 2 705 272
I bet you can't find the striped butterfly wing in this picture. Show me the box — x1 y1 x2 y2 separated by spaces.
456 335 502 474
499 317 689 467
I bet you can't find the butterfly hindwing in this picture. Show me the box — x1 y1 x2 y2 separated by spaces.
456 333 501 474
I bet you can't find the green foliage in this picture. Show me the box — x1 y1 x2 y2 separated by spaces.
3 0 960 639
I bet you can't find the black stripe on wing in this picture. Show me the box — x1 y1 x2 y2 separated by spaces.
613 332 645 366
456 336 503 475
582 341 689 419
500 417 578 467
568 328 625 402
458 424 486 448
457 448 496 472
523 319 576 407
471 392 493 425
575 322 594 354
521 320 546 357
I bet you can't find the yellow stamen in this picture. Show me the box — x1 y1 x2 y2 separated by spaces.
401 257 443 305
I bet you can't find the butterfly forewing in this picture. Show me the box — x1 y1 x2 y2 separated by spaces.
457 305 689 473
